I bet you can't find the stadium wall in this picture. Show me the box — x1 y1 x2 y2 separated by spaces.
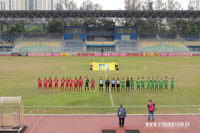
0 53 11 56
5 52 190 57
192 54 200 56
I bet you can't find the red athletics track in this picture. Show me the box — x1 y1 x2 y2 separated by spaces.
24 115 200 133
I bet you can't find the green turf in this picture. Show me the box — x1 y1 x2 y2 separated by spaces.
0 56 200 114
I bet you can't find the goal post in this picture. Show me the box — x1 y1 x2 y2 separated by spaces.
0 96 24 132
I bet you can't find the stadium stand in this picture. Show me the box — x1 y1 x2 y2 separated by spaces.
86 41 115 45
64 26 138 53
86 41 116 52
159 34 177 39
178 35 200 53
183 41 200 46
180 34 199 41
64 40 85 52
116 40 138 52
13 36 62 53
139 34 157 39
140 39 163 53
161 40 190 52
2 34 20 42
0 43 13 52
183 40 200 53
0 34 16 52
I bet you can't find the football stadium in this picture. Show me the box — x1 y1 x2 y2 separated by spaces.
0 0 200 133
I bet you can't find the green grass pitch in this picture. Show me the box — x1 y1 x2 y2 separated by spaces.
0 56 200 114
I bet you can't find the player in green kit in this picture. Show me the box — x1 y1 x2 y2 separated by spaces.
164 76 168 90
159 78 163 90
141 77 145 90
146 77 150 90
136 77 140 90
155 77 159 90
121 78 125 90
151 77 155 90
171 77 175 90
130 77 134 90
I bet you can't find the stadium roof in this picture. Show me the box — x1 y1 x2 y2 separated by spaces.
1 10 200 19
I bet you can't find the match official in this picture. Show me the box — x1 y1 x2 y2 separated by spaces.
85 77 89 91
126 77 130 91
118 104 126 127
99 78 103 92
112 78 116 92
147 99 155 121
116 78 120 92
105 78 110 92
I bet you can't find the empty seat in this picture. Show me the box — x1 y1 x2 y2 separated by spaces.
116 40 138 52
140 40 163 52
14 37 62 53
64 40 85 52
162 41 190 52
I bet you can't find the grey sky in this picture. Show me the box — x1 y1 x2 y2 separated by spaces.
75 0 189 10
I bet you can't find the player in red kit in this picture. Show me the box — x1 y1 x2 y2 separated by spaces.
48 77 53 90
65 77 69 91
69 77 73 91
60 77 65 91
54 77 59 90
43 77 48 90
74 77 78 91
91 78 95 91
38 78 42 90
79 76 83 91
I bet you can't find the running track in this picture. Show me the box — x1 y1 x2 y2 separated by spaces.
24 115 200 133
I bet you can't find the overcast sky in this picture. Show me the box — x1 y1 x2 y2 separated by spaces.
75 0 189 10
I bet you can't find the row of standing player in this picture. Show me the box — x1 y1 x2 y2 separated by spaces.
37 77 94 91
99 76 175 92
38 76 175 91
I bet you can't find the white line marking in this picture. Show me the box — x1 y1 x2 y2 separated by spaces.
105 70 114 107
24 105 200 108
25 106 114 108
104 69 108 78
101 58 114 107
29 116 43 133
24 113 200 116
186 108 200 123
109 88 114 107
124 105 200 108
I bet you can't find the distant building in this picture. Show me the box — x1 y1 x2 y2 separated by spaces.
188 0 200 10
10 0 25 10
0 0 56 10
0 0 6 10
36 0 54 10
25 0 37 10
0 0 26 10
